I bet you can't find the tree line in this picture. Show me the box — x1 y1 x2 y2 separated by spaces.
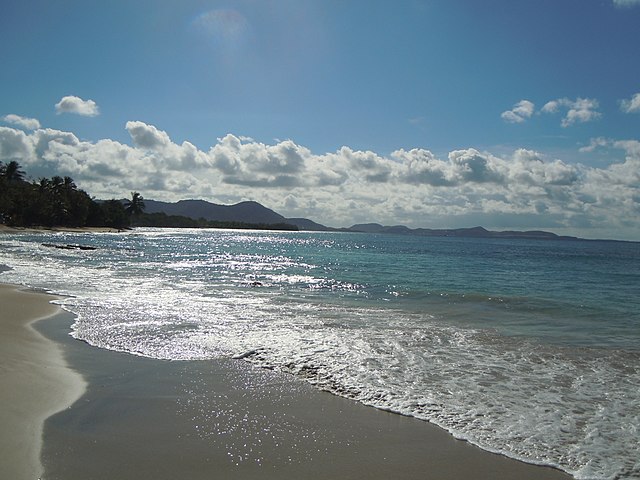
0 161 139 229
133 211 297 231
0 161 298 231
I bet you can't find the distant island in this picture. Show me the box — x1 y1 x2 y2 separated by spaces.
347 223 580 241
144 199 589 241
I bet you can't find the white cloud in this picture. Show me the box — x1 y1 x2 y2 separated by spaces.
541 97 601 127
541 100 559 114
507 153 579 193
125 121 211 171
2 114 41 130
336 146 393 183
563 98 601 126
283 194 298 209
0 127 34 162
126 121 171 150
448 149 504 183
620 92 640 113
1 122 640 239
501 100 535 123
393 148 453 186
55 96 100 116
209 134 310 187
613 139 640 158
579 137 610 153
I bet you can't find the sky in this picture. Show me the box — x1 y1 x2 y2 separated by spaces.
1 0 639 240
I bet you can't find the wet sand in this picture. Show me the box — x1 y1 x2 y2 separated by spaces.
0 284 85 480
37 308 572 479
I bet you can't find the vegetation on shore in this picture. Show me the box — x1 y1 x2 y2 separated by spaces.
0 160 130 229
133 211 297 230
0 161 298 231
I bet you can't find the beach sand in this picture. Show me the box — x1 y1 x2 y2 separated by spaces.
0 225 123 234
2 284 573 480
0 284 86 480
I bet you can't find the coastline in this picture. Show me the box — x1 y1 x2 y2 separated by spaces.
23 296 572 478
0 284 86 480
0 224 123 234
0 280 574 479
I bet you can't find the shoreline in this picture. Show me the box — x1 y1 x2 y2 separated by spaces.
0 284 86 480
1 282 574 479
0 224 123 234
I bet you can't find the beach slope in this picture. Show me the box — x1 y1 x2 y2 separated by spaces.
40 317 573 480
0 284 86 480
0 282 573 479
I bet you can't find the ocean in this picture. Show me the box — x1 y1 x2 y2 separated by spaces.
1 228 638 479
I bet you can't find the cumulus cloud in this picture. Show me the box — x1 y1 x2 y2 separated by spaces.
579 137 610 153
0 127 34 162
563 98 601 126
448 149 504 183
209 134 310 187
55 96 100 116
541 100 559 114
1 121 639 239
125 120 211 171
620 92 640 113
542 97 601 127
501 100 535 123
503 97 601 127
126 121 172 150
2 114 41 130
613 139 640 158
392 148 453 186
336 147 393 183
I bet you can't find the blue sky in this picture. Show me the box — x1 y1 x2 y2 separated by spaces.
1 0 640 239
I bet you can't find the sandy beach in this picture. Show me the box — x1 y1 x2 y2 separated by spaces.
0 225 123 234
0 284 572 479
0 284 86 480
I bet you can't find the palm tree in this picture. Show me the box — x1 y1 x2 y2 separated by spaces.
1 161 26 183
124 191 145 216
62 176 77 191
102 199 130 229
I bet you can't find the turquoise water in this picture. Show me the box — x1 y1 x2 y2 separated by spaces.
1 229 639 479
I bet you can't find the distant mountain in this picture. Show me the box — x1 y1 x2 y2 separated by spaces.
285 217 334 231
349 223 385 233
143 199 337 231
349 223 579 240
144 199 288 225
143 199 584 240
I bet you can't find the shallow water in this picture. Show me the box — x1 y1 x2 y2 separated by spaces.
1 229 639 479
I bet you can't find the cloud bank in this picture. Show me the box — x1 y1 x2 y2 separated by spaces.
1 121 639 239
55 96 100 116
